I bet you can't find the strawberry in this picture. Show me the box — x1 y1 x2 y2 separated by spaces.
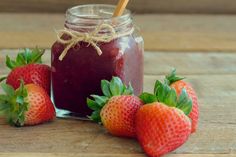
2 48 51 94
136 81 192 157
87 77 143 138
165 69 199 133
0 81 55 126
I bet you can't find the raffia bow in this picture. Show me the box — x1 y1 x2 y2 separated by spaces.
56 23 134 61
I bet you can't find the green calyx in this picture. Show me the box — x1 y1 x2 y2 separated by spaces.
165 69 184 85
0 47 45 83
6 47 45 70
0 81 29 127
87 77 134 123
139 80 192 116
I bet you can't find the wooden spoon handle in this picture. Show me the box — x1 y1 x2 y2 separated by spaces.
113 0 130 17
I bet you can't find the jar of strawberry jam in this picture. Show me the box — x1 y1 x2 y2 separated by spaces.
51 4 144 118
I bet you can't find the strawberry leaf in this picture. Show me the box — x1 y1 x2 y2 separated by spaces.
139 92 157 104
22 48 31 62
90 95 108 107
123 83 134 95
164 88 177 107
109 77 124 96
16 53 26 65
88 110 101 123
15 80 28 97
0 81 29 127
165 69 184 85
0 103 9 113
153 80 192 116
6 55 17 69
31 47 44 63
87 98 102 110
0 94 9 101
1 83 15 97
155 80 169 102
16 96 24 105
5 47 45 70
155 80 178 107
101 80 111 97
177 89 192 115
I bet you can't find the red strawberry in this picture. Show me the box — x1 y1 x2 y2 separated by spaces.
136 81 192 157
136 103 191 157
0 81 55 126
100 95 143 137
87 77 143 138
165 69 199 133
3 48 51 94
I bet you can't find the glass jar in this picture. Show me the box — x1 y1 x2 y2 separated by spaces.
51 4 144 118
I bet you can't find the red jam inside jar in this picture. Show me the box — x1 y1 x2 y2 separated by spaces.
51 4 144 118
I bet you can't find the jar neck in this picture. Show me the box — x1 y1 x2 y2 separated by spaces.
64 4 133 34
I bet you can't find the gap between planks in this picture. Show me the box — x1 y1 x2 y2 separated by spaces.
0 153 235 157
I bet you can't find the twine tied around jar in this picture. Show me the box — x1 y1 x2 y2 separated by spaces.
56 23 134 61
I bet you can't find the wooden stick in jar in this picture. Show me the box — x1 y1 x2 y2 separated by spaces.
113 0 130 17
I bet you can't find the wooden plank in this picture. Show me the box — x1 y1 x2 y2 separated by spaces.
136 14 236 52
1 14 236 51
1 50 236 76
1 0 236 14
0 50 235 155
0 153 145 157
144 75 236 127
0 153 235 157
0 75 236 155
143 52 236 75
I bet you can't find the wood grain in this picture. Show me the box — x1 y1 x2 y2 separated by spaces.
1 14 236 51
0 153 235 157
0 153 146 157
1 0 236 14
0 51 236 156
0 74 236 155
1 11 236 155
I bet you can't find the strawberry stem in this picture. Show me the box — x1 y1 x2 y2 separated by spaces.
0 76 7 83
165 69 185 85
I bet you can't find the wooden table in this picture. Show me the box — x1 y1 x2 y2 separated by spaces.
0 13 236 157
